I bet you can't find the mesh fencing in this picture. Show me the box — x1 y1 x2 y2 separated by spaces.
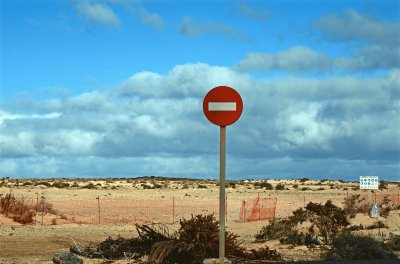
1 190 399 226
42 198 220 225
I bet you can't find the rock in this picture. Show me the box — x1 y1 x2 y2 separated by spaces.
389 231 400 238
203 258 232 264
52 252 83 264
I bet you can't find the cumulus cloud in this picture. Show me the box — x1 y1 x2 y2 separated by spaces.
179 16 248 41
1 64 399 179
76 2 120 28
119 63 251 98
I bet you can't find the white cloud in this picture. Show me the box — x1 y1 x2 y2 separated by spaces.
275 103 344 151
119 63 251 98
1 64 399 179
76 2 120 28
0 110 61 127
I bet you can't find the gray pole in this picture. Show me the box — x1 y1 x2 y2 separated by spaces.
219 126 226 262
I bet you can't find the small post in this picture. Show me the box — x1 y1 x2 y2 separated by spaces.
219 126 226 262
303 194 306 207
258 193 261 221
242 201 246 223
41 196 45 225
398 190 399 206
172 196 175 224
35 193 39 225
225 193 228 223
96 196 100 224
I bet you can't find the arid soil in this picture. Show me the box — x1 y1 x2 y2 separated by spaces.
0 178 399 263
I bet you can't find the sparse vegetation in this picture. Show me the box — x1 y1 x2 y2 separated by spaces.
256 200 349 245
72 214 283 263
255 218 294 241
325 232 395 260
82 182 96 189
380 180 388 190
52 181 70 189
279 231 320 247
275 183 285 190
343 194 372 217
254 181 273 190
0 193 36 224
365 220 388 229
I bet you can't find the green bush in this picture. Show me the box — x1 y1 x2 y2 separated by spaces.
255 218 294 241
254 181 273 190
52 181 70 189
325 232 395 260
346 224 364 231
275 183 285 190
385 236 400 251
280 231 320 247
366 221 388 229
289 200 349 244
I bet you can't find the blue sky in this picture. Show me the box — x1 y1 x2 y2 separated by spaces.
0 0 399 181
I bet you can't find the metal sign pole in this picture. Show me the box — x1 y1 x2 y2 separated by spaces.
219 126 226 262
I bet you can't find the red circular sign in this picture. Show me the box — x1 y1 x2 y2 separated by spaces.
203 86 243 126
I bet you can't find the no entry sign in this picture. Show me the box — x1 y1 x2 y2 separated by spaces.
203 86 243 127
203 85 243 261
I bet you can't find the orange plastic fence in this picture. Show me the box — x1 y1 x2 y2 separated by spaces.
239 196 277 222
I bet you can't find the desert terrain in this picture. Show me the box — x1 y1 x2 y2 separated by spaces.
0 177 399 263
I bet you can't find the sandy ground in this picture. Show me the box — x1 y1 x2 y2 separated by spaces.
0 178 399 263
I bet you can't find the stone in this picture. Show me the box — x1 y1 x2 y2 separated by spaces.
389 231 400 238
203 258 232 264
52 252 83 264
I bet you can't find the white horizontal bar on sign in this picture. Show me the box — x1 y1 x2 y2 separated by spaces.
208 102 236 111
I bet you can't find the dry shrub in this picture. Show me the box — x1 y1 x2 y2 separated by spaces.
0 193 37 224
245 246 283 261
150 214 282 263
0 193 16 216
72 214 282 263
13 209 36 224
150 240 193 264
343 194 371 217
38 199 58 215
178 214 243 259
